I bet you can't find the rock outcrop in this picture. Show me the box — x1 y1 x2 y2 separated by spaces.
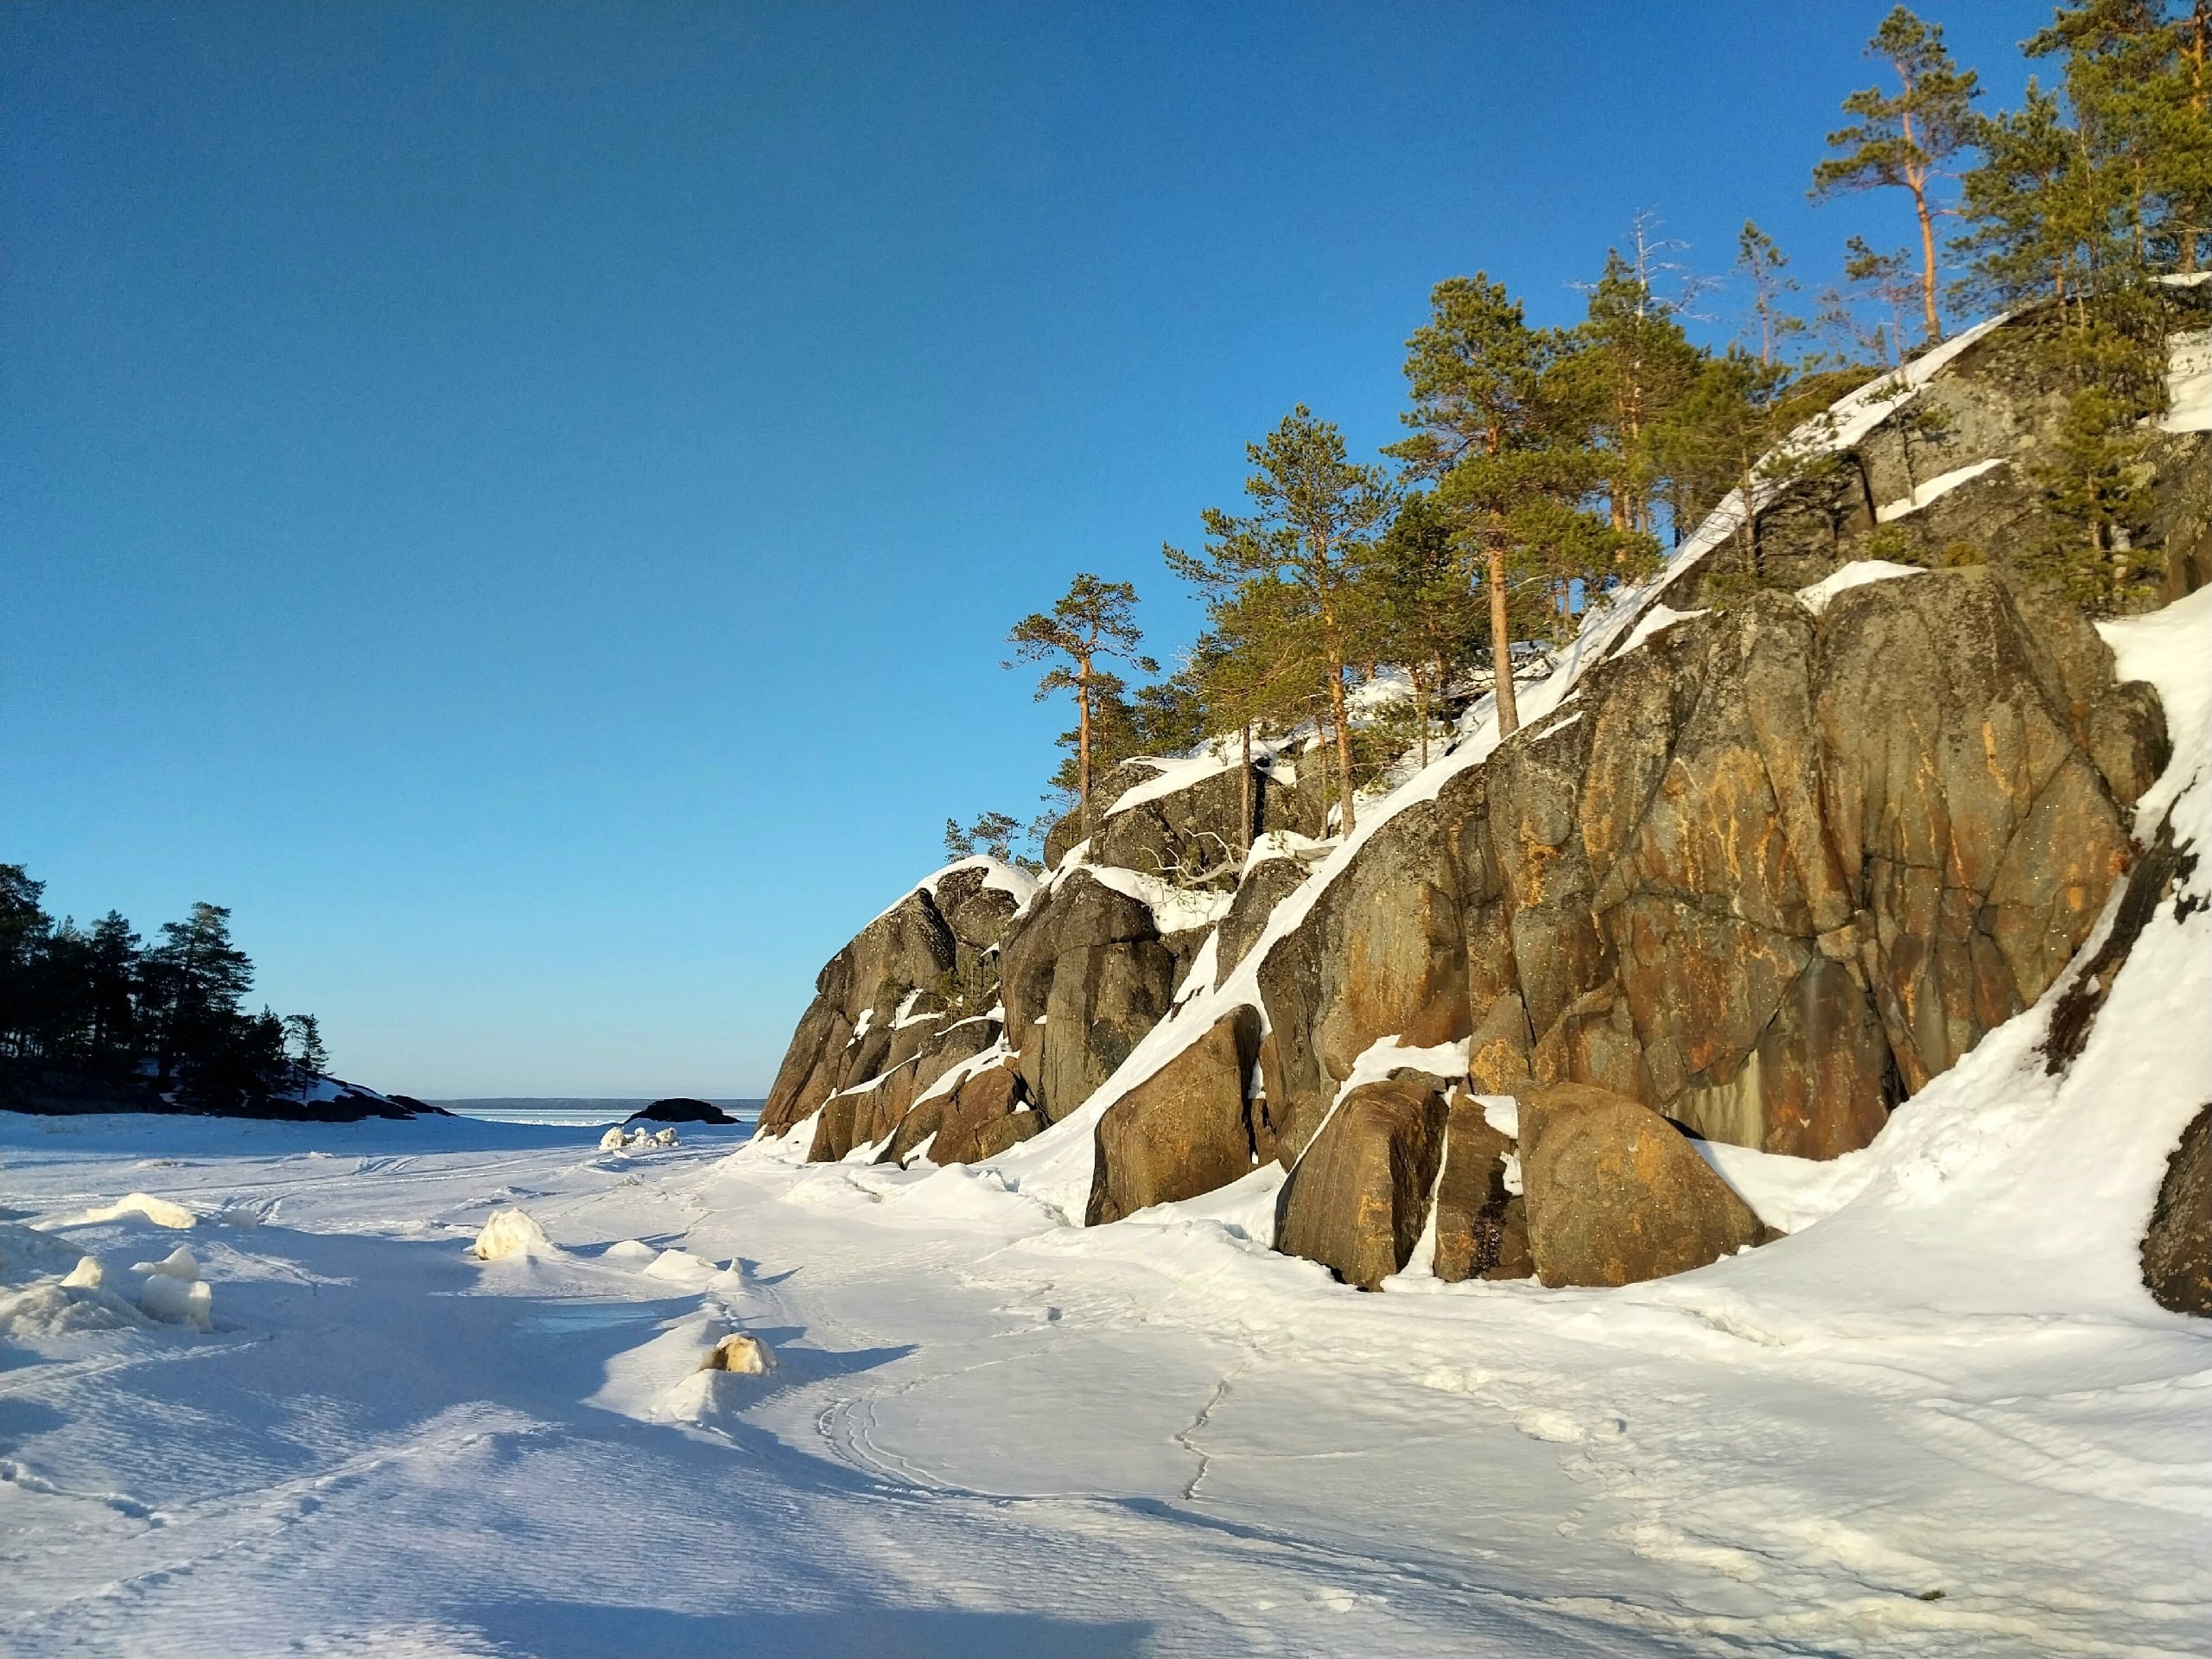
759 304 2198 1297
757 861 1027 1145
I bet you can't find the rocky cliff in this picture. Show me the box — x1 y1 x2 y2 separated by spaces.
756 302 2208 1303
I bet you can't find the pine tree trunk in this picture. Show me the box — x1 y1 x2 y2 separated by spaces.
1077 658 1093 838
1487 536 1519 739
1910 163 1941 343
1412 664 1430 769
1240 721 1254 855
1327 661 1357 837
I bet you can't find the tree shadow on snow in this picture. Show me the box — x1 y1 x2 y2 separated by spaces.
448 1597 1152 1659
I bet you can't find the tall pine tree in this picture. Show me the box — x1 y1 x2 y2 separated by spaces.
1814 7 1982 345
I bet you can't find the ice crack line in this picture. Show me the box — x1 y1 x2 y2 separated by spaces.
1175 1366 1241 1503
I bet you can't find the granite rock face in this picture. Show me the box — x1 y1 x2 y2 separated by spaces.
1086 1007 1262 1226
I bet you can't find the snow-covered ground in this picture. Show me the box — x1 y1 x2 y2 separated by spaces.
6 1017 2209 1659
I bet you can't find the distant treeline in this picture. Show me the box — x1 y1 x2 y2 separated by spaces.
0 864 326 1103
953 3 2212 866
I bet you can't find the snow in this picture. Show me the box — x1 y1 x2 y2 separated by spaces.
2160 328 2212 433
601 1124 680 1152
1796 558 1929 614
6 786 2212 1659
1606 603 1707 659
1872 456 2009 521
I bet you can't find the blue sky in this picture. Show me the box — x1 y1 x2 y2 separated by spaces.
3 2 2045 1096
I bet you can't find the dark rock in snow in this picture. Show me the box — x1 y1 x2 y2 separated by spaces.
626 1098 737 1124
2143 1103 2212 1318
1432 1093 1530 1283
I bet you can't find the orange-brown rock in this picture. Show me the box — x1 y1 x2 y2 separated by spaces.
1516 1083 1763 1287
927 1063 1028 1166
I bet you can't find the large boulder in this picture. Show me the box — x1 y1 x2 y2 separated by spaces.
1215 849 1310 976
1516 1083 1764 1288
1087 1007 1262 1225
1274 1077 1449 1289
925 1063 1031 1166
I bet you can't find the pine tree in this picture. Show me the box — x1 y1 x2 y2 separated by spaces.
85 912 141 1067
1167 407 1392 834
0 865 51 1060
1948 2 2193 607
1651 347 1804 575
1814 6 1983 345
1737 220 1805 365
144 902 255 1080
1555 249 1707 542
1395 276 1647 736
1191 576 1324 853
283 1012 329 1085
1006 575 1156 836
1367 492 1490 768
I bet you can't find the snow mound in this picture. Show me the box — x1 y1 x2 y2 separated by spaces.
71 1192 197 1229
602 1238 658 1262
472 1208 550 1261
643 1248 721 1284
1796 560 1927 614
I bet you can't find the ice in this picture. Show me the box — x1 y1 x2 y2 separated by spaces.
471 1206 550 1261
130 1244 201 1280
136 1268 213 1332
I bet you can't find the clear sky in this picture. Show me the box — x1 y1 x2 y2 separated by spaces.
3 2 2046 1097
